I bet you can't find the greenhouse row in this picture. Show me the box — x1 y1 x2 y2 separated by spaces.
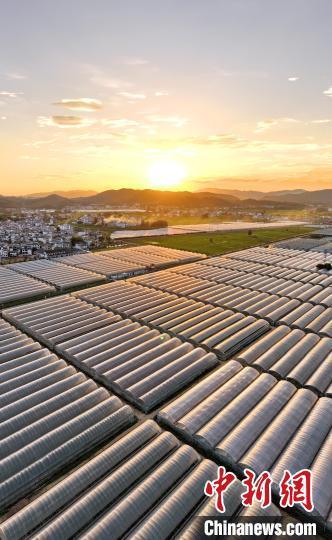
274 237 331 251
57 320 218 412
0 419 310 540
97 244 206 265
313 241 332 253
56 243 205 279
0 319 135 511
227 246 332 272
158 361 332 527
57 252 147 278
8 259 105 290
278 302 332 337
1 245 204 298
0 266 55 307
74 281 188 316
3 295 218 411
74 281 270 358
72 279 332 392
228 246 302 265
131 273 305 322
235 326 332 395
132 269 332 308
200 255 332 287
0 242 331 536
170 262 332 295
3 295 122 348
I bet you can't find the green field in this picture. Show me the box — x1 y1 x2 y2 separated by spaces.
129 226 315 256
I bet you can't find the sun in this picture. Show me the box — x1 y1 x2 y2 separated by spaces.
147 160 187 189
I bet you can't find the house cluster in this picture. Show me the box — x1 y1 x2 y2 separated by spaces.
75 214 104 225
104 215 142 228
0 215 74 259
0 209 119 261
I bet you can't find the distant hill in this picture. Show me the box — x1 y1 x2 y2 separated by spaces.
0 194 72 209
26 190 98 199
26 194 72 209
198 187 332 205
76 188 238 208
0 188 305 210
197 188 266 200
0 189 236 210
197 188 307 200
261 189 332 205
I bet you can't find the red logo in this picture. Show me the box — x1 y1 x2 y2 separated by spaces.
204 467 314 513
204 466 237 513
279 469 314 512
241 469 272 509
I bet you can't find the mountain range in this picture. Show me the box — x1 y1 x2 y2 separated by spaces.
197 188 332 205
197 188 308 200
0 187 331 210
25 190 98 199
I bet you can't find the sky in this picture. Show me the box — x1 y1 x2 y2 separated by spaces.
1 0 332 195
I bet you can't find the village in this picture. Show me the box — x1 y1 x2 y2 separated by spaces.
0 205 272 261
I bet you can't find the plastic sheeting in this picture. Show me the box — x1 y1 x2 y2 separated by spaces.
200 255 332 287
236 326 332 395
227 246 332 273
0 267 55 306
131 272 301 323
58 244 204 278
73 281 270 359
57 252 146 278
0 319 135 511
0 421 217 540
56 320 218 412
278 303 332 337
157 361 332 526
8 259 105 290
3 293 218 411
2 295 122 348
97 244 206 267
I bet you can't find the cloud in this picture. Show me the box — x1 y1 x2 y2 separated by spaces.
53 98 103 111
215 68 268 79
92 76 124 88
256 117 332 130
155 91 169 97
187 134 248 147
67 145 116 157
6 72 27 80
38 116 96 128
253 141 331 152
101 118 139 128
0 91 23 98
147 115 188 127
24 139 57 148
118 92 146 100
255 117 299 132
288 77 299 82
311 119 331 124
69 132 120 141
194 168 332 191
83 64 133 89
1 116 6 120
255 119 278 132
323 87 332 97
121 57 149 66
149 132 332 155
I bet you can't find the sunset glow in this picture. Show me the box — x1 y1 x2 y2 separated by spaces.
1 1 332 195
147 160 187 189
